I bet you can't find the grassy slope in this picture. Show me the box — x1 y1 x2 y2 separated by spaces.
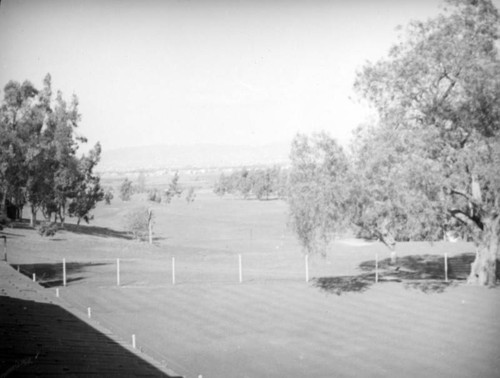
4 192 500 378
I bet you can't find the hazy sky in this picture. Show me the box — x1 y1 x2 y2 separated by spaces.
1 0 496 152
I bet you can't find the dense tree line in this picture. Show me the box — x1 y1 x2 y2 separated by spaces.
288 0 500 286
0 74 104 227
214 166 288 200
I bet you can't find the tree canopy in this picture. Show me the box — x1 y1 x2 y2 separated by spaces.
288 0 500 285
0 74 104 228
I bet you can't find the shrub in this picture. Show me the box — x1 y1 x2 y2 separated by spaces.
147 189 162 203
185 187 196 204
38 222 58 237
124 207 153 241
104 188 114 205
164 172 183 204
120 178 133 201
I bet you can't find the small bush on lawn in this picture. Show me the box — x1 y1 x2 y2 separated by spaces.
124 206 152 241
38 222 58 237
147 189 162 203
104 188 114 205
185 187 196 204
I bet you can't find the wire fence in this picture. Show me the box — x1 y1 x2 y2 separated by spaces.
4 234 476 290
9 253 315 289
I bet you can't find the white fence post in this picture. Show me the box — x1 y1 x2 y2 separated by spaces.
132 334 136 349
444 253 448 282
87 307 91 319
63 258 67 287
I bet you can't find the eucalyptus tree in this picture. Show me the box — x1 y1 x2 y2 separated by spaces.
287 0 499 285
119 178 133 201
0 78 48 225
288 132 352 254
68 143 104 225
0 74 104 227
353 0 500 285
164 171 183 203
43 88 83 224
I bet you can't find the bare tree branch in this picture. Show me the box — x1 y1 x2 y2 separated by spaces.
449 188 471 201
448 208 484 231
449 209 472 225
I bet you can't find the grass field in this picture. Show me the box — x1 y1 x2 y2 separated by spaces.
4 190 500 378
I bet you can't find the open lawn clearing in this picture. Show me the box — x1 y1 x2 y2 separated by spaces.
42 278 500 378
3 192 500 377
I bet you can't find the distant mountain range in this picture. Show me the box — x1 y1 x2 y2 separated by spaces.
97 143 291 172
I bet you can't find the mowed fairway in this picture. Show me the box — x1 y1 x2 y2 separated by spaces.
5 191 500 378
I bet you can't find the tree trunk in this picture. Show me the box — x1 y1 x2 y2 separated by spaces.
467 216 499 286
58 211 65 228
0 186 8 220
148 208 153 245
58 203 66 227
30 207 37 228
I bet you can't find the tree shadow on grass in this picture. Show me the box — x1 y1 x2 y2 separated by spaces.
313 273 375 295
403 280 458 293
7 219 33 230
63 223 131 240
1 231 25 238
359 253 479 280
5 220 131 241
314 253 499 295
13 262 111 288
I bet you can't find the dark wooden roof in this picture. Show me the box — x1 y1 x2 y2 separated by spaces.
0 261 182 377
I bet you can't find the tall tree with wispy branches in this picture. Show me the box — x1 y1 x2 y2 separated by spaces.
288 0 499 286
353 0 500 285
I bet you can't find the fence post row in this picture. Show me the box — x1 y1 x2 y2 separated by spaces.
10 248 404 288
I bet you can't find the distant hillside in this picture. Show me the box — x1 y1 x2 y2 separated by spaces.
97 143 291 172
